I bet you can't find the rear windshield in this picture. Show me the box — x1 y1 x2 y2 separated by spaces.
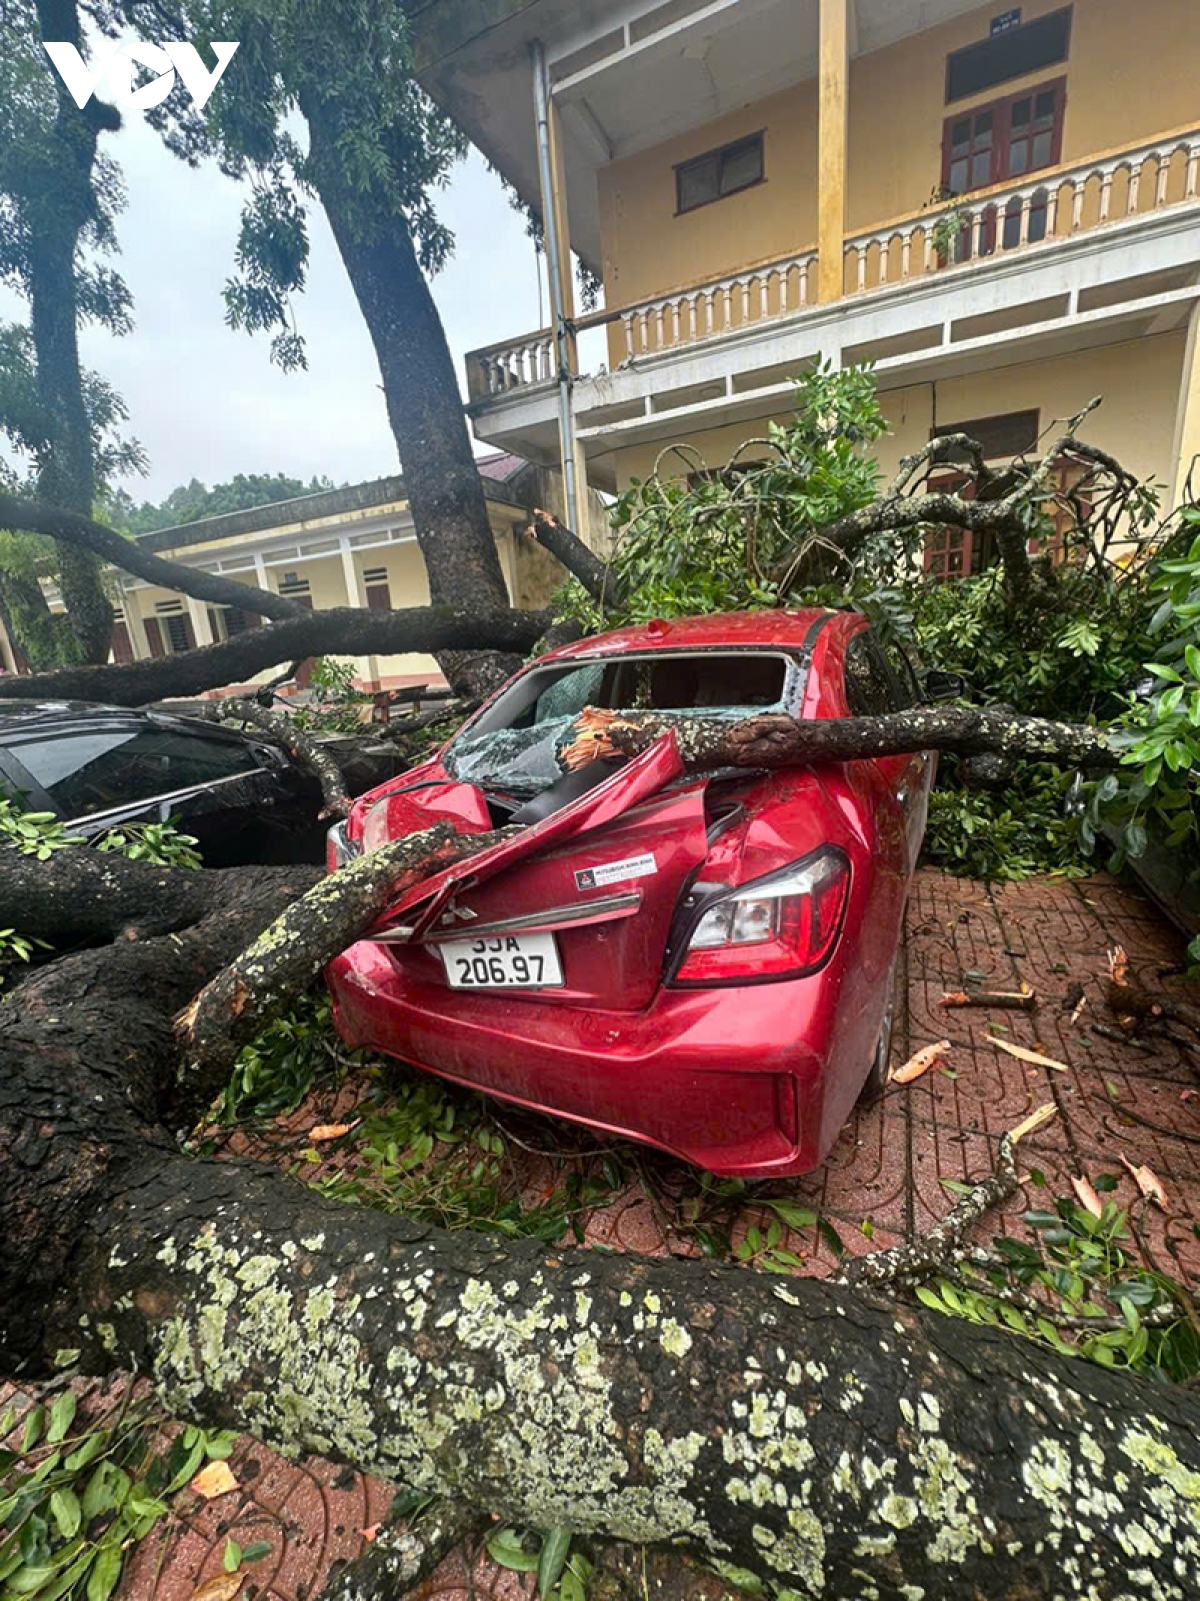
445 651 793 798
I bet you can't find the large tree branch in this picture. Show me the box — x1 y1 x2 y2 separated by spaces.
561 705 1118 773
185 697 353 819
0 605 550 705
6 839 1200 1598
529 509 620 607
0 492 303 623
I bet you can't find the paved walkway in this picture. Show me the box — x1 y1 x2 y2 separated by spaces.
4 870 1198 1600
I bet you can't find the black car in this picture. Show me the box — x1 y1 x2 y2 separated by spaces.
0 701 328 867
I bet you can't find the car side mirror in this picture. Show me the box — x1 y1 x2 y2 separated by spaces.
922 669 967 703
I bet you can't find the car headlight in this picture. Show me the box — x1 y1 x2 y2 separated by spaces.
326 819 362 870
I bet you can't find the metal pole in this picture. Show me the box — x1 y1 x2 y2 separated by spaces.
531 38 582 538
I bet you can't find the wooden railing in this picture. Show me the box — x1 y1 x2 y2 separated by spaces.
843 126 1200 296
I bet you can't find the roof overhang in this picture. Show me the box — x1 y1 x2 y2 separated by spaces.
409 0 996 272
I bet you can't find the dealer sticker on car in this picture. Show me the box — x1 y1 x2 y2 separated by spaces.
575 852 657 892
439 933 564 989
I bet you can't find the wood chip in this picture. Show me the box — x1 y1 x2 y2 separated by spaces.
309 1123 354 1142
190 1576 243 1601
1070 993 1088 1025
1009 1102 1057 1145
190 1460 239 1499
1071 1176 1104 1218
1108 944 1130 986
1120 1153 1170 1211
359 1523 382 1543
940 986 1036 1011
890 1040 951 1084
986 1036 1068 1072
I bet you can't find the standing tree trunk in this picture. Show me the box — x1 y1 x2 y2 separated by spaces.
302 91 520 697
18 0 120 663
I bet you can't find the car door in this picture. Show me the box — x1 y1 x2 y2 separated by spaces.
843 631 928 874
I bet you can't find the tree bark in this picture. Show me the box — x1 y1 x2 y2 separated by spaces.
4 838 1200 1598
0 604 548 705
529 510 619 607
0 492 304 624
20 0 120 663
300 90 519 698
561 704 1118 774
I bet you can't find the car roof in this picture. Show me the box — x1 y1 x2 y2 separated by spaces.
536 608 856 663
0 699 246 748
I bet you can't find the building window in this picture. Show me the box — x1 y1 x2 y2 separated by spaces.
943 81 1065 196
277 575 313 610
946 6 1071 103
675 133 764 214
362 565 392 611
155 602 195 654
933 410 1040 459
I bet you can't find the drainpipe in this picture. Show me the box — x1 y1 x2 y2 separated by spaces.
531 38 583 538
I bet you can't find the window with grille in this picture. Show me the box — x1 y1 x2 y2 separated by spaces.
277 576 313 610
946 7 1071 102
362 565 392 611
675 133 764 214
155 602 195 654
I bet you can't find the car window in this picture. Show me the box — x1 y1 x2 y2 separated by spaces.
446 651 792 799
881 640 921 708
12 724 262 819
844 634 899 716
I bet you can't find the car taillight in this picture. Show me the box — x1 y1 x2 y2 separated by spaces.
671 849 850 986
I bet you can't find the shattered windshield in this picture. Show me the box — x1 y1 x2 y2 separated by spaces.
445 652 793 798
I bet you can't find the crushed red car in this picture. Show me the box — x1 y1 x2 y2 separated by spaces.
325 610 936 1178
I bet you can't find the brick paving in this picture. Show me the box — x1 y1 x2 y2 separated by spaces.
4 869 1199 1600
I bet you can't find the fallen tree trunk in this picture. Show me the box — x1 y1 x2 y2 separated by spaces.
0 604 549 705
561 703 1119 771
5 832 1200 1599
0 492 303 624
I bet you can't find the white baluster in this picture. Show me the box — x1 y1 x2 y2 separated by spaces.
856 245 867 292
1127 158 1143 216
756 275 767 318
799 258 810 305
923 229 934 273
1099 167 1114 221
1071 177 1086 231
622 316 634 361
1155 150 1171 208
1018 193 1032 247
722 282 734 327
1046 183 1060 237
900 231 912 280
740 278 751 321
541 339 553 380
669 300 681 345
879 237 890 284
654 303 665 347
704 289 716 335
1187 142 1200 199
970 208 983 259
638 309 650 352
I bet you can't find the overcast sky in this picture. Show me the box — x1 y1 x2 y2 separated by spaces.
1 104 550 504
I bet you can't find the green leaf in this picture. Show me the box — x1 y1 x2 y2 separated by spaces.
240 1542 273 1563
22 1405 45 1453
486 1529 541 1573
86 1541 122 1601
537 1527 572 1599
49 1488 81 1541
764 1202 817 1231
915 1285 947 1314
223 1538 242 1573
63 1433 106 1472
45 1393 76 1446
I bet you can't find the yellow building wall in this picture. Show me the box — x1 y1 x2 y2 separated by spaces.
612 332 1186 501
596 0 1199 324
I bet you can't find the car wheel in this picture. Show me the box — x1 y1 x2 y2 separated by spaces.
860 960 899 1104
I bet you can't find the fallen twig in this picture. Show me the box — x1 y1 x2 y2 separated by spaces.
941 985 1036 1011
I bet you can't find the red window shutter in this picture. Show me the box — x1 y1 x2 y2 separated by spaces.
111 620 133 665
144 617 165 658
366 582 392 611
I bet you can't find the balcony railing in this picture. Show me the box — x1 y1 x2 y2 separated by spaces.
465 124 1200 406
466 249 816 401
844 125 1200 295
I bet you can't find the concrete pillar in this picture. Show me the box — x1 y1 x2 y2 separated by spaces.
119 580 151 660
339 538 380 689
1171 301 1200 509
186 593 215 646
817 0 850 308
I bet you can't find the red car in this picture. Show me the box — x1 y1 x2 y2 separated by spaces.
325 610 935 1179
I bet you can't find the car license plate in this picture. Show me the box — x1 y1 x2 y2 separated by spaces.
438 933 563 989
